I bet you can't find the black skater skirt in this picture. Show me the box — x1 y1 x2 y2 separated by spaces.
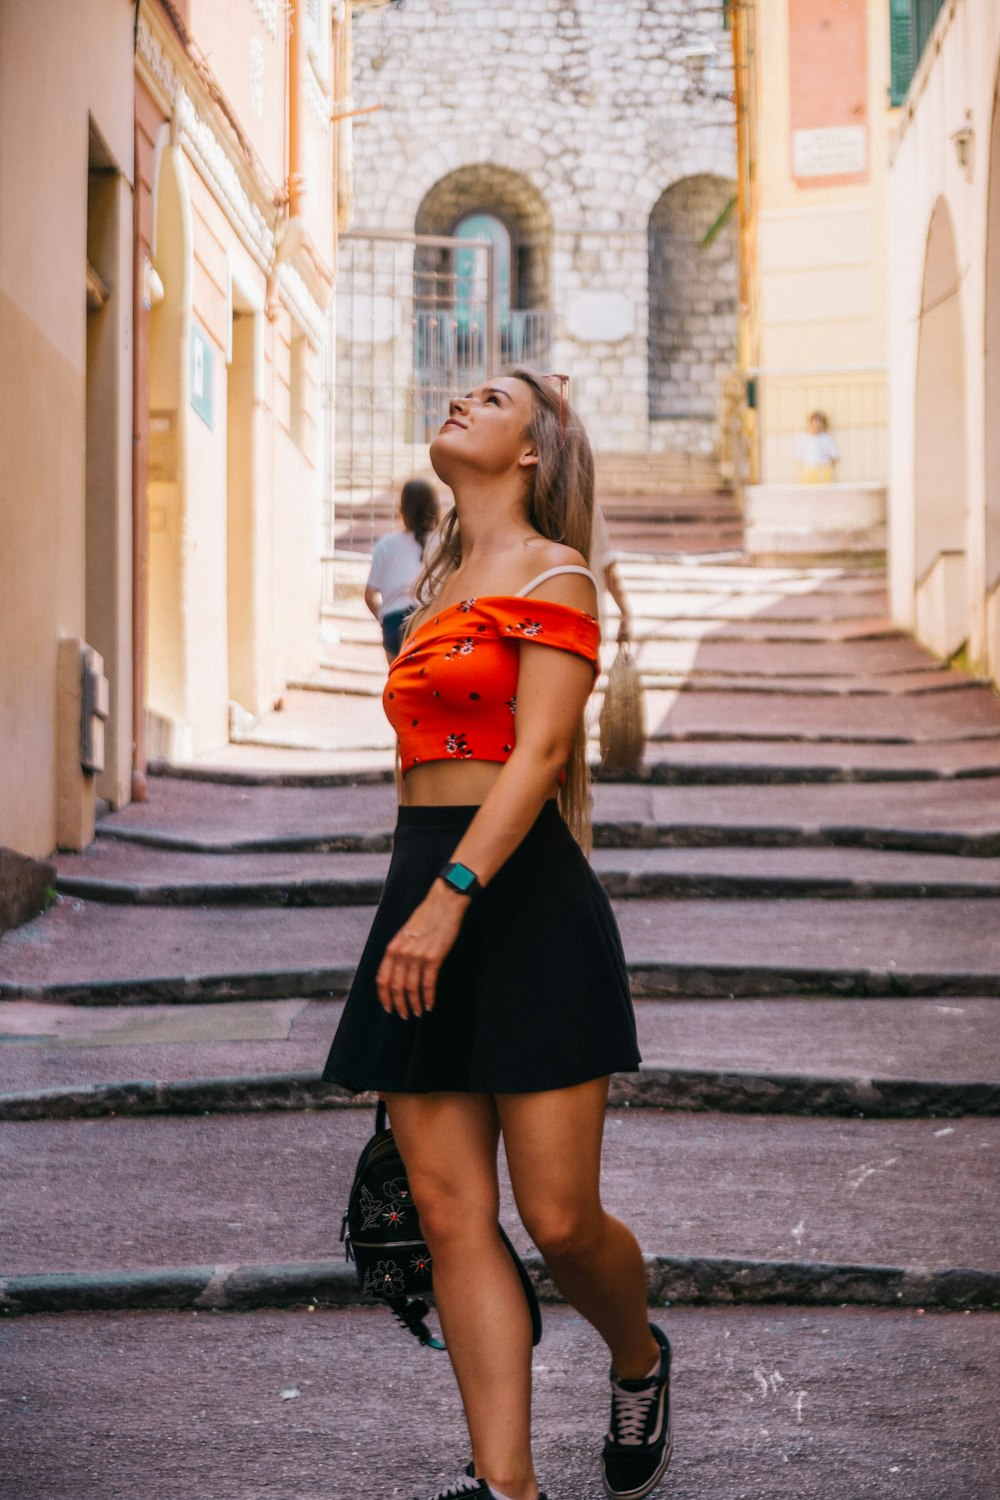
322 800 641 1094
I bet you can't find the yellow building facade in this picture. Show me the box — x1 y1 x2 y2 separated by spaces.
1 0 383 863
731 0 893 561
0 0 136 859
134 0 344 769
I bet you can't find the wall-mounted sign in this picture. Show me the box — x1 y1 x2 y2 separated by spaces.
793 126 868 180
190 324 214 428
788 0 869 186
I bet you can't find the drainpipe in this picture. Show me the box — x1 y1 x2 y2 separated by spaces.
131 115 149 803
267 0 308 316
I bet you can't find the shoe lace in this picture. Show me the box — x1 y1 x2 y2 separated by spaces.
610 1378 659 1445
424 1480 482 1500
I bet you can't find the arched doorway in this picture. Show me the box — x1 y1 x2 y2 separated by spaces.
648 175 738 452
913 197 968 660
413 166 553 437
984 81 1000 679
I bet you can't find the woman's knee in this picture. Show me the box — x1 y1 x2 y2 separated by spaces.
523 1202 604 1263
409 1176 497 1253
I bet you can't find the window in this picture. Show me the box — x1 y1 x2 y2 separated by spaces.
454 213 513 331
889 0 947 108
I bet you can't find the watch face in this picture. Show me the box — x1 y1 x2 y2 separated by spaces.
448 864 476 892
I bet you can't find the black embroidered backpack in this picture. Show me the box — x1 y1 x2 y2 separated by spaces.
342 1100 543 1348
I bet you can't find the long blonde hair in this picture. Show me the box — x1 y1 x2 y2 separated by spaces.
408 367 597 849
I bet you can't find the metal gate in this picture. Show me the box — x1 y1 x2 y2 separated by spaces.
322 230 552 599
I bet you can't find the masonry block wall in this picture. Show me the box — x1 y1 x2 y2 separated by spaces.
346 0 736 459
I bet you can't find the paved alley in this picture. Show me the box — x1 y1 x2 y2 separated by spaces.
2 515 999 1498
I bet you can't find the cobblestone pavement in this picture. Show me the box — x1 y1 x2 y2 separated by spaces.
2 501 999 1498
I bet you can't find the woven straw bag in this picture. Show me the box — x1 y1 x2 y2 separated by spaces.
599 642 645 773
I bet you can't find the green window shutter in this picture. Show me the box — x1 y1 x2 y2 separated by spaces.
890 0 915 107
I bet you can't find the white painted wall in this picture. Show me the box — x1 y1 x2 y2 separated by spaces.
887 0 1000 681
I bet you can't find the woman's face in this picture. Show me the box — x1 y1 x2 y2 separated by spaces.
429 376 538 484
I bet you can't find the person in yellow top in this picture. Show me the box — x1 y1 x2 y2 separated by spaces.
795 410 840 483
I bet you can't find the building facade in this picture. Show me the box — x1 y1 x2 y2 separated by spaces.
335 0 738 494
0 0 136 858
886 0 1000 684
1 0 386 863
133 0 346 769
731 0 894 561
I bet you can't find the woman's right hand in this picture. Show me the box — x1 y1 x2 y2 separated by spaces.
375 881 470 1019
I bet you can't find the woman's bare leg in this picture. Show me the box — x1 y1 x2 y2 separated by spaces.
498 1078 659 1380
386 1091 540 1500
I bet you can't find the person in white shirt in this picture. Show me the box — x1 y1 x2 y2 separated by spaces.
365 478 440 660
795 410 840 483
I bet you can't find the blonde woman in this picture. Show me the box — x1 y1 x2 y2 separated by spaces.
323 370 671 1500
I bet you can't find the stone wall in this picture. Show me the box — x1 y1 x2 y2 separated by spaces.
344 0 736 461
648 174 738 451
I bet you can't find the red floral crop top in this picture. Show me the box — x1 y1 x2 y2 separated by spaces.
384 567 601 775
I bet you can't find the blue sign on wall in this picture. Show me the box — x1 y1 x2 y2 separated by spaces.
190 324 214 428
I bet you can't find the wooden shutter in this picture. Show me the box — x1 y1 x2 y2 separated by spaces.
889 0 915 107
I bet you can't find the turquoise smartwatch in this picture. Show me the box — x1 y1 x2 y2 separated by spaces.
439 861 483 898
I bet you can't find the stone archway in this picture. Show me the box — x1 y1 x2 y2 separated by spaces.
415 163 553 314
913 196 968 660
411 165 553 436
648 175 738 453
984 79 1000 678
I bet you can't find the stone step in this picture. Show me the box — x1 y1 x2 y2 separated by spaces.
594 453 724 492
4 1304 996 1497
53 843 1000 905
153 739 1000 786
633 617 901 642
298 665 975 701
3 1108 997 1280
636 738 1000 783
6 1061 997 1123
630 638 938 674
177 679 1000 764
641 684 1000 744
90 777 1000 857
2 995 997 1113
2 894 999 1002
3 996 996 1104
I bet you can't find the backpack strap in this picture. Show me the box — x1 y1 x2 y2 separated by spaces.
515 565 598 597
375 1098 388 1133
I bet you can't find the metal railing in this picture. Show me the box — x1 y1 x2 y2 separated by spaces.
322 231 552 601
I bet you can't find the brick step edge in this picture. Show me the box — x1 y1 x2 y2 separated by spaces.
5 962 1000 1005
96 821 1000 858
2 1254 997 1318
53 870 1000 906
145 760 1000 788
2 1068 998 1122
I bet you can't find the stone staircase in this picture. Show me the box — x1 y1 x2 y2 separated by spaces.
2 550 999 1497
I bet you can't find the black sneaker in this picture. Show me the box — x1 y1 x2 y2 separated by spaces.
416 1478 547 1500
601 1323 672 1499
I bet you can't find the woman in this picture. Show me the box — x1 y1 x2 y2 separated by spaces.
324 370 671 1500
365 477 440 661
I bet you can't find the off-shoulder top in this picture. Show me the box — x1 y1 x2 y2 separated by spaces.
384 566 601 775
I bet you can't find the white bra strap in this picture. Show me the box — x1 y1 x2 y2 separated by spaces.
515 565 598 598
